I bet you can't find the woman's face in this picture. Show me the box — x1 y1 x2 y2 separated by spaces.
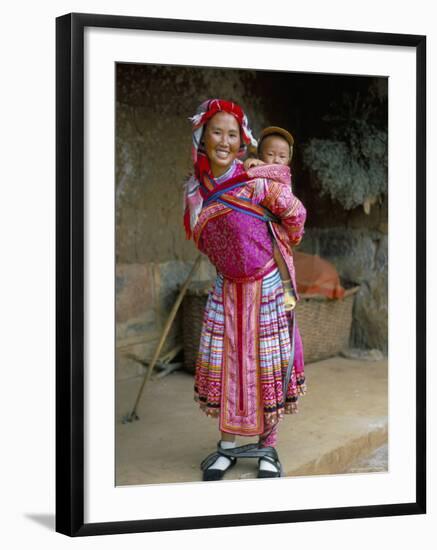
203 112 241 177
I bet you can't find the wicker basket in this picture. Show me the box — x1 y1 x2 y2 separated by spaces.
181 281 213 374
181 280 359 373
296 286 359 363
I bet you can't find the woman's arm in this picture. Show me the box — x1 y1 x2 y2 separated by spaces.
261 180 306 246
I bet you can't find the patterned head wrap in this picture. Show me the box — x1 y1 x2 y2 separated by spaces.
189 98 257 176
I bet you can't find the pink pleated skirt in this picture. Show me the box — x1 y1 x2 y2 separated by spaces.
194 268 306 436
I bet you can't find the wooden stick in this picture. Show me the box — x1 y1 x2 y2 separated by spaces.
125 255 202 422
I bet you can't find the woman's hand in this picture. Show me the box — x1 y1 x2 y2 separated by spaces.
244 157 265 170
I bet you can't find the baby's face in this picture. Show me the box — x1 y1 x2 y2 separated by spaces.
259 135 290 166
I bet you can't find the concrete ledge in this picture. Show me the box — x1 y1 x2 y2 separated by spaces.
116 356 388 485
288 424 388 477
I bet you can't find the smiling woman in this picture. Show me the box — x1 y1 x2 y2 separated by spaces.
184 98 307 481
203 112 241 176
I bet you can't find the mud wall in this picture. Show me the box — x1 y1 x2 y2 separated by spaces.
116 64 270 378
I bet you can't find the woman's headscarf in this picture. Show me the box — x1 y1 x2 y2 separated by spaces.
190 99 257 171
184 99 257 239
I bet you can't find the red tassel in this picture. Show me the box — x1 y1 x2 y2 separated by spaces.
183 208 192 240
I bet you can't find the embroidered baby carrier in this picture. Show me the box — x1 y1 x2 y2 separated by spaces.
201 172 280 224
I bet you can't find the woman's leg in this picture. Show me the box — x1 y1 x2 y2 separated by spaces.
258 423 280 474
207 431 236 469
258 423 281 476
259 423 278 448
202 431 237 481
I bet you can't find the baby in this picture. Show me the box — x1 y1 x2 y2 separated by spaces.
244 126 297 311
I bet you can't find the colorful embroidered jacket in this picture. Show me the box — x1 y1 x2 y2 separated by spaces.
191 161 306 296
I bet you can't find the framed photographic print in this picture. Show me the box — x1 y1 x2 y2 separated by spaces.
56 12 426 536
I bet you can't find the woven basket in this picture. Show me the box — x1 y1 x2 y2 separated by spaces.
182 281 213 374
296 286 359 363
181 280 359 373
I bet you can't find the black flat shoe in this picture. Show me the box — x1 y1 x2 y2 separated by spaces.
257 455 282 478
202 456 237 481
201 442 238 481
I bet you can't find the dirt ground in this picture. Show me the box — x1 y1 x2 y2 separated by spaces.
115 356 388 486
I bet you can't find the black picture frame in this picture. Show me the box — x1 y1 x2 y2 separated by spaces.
56 12 426 537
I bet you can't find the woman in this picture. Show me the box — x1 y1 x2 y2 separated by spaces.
184 99 306 481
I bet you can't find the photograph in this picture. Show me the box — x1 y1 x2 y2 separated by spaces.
2 0 433 547
115 63 389 486
55 12 425 536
